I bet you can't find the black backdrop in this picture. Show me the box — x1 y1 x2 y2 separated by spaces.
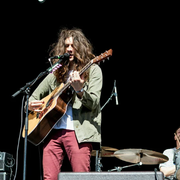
1 1 179 180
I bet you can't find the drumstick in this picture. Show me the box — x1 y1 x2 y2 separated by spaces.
174 133 180 147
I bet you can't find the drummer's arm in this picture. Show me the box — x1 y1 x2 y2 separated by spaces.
160 166 176 177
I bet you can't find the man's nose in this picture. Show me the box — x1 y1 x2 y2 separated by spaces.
67 45 73 51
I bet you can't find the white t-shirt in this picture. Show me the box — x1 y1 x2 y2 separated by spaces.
53 104 74 130
159 148 176 179
53 70 74 130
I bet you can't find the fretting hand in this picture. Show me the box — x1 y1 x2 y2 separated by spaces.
69 71 84 91
69 71 84 98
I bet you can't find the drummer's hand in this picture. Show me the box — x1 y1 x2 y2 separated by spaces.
28 100 44 112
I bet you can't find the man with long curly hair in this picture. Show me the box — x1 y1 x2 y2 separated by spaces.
28 28 102 179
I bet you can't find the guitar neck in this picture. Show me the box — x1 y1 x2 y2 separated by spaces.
56 49 112 96
79 60 93 76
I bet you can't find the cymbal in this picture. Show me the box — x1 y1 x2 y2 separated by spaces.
91 146 119 157
114 148 169 165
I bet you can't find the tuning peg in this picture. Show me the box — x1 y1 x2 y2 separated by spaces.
107 57 110 60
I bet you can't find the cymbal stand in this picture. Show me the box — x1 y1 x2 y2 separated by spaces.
108 162 142 172
95 150 103 172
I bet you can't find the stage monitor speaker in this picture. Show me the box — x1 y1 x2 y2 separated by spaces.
58 171 164 180
0 152 13 172
0 172 10 180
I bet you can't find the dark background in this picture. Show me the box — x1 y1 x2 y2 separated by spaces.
1 1 179 179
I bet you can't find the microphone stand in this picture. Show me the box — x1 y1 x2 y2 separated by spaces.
11 58 64 180
101 83 116 111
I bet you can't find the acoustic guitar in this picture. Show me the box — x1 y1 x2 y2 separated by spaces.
22 49 113 145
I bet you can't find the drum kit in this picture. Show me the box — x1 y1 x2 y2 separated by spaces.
90 133 180 179
91 146 169 172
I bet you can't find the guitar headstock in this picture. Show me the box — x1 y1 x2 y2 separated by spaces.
93 49 113 64
51 64 62 73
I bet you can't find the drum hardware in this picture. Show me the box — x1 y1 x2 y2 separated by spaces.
95 150 103 172
91 146 119 172
108 162 142 172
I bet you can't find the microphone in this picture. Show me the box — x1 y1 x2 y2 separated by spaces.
48 53 70 61
46 54 69 73
114 80 119 105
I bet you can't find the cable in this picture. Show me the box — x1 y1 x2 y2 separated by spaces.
13 95 25 180
4 157 15 168
4 155 15 180
154 168 159 180
38 146 43 180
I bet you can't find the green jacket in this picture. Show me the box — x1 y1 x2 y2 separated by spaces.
29 64 102 145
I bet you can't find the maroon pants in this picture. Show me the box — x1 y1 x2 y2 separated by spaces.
43 129 92 180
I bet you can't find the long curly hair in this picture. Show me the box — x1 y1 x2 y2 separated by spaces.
49 28 95 83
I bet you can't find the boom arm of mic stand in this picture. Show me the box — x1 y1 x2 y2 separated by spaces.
11 70 48 98
11 58 63 98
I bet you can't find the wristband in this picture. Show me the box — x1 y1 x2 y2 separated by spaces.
75 88 84 93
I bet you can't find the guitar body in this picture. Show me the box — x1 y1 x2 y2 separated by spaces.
22 83 73 146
